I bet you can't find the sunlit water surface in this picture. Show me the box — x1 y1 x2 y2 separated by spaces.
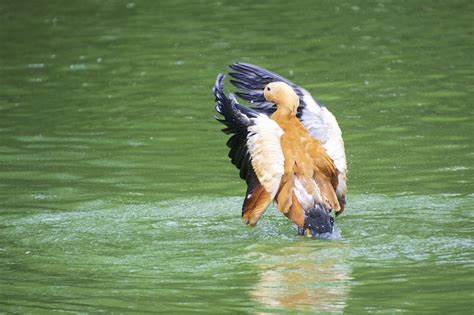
1 0 473 313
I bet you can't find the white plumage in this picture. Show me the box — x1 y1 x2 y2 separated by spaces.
247 114 285 199
300 92 347 175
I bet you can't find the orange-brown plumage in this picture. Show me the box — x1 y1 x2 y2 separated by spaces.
264 82 341 229
242 184 272 226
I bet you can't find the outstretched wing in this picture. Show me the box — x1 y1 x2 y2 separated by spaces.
228 62 347 211
214 74 285 225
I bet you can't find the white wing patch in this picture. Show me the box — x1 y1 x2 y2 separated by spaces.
300 92 347 174
247 115 285 198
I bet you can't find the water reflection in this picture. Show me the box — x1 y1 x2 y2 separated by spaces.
250 241 351 313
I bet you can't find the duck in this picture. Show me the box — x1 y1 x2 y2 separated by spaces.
213 62 347 236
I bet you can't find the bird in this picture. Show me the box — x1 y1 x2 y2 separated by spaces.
213 62 347 236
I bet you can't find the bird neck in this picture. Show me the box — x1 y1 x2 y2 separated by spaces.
276 92 299 115
275 101 298 116
272 107 296 125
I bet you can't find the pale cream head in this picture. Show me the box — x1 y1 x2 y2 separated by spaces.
263 82 300 115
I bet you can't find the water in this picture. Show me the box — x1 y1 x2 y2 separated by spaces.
1 0 473 313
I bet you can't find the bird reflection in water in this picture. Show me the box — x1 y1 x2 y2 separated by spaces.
249 242 350 313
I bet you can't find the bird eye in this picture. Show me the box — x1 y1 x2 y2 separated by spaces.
266 86 271 91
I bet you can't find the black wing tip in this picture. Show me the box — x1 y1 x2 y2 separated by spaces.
216 73 225 83
213 73 225 94
213 74 228 118
227 62 317 109
228 61 245 70
229 61 259 71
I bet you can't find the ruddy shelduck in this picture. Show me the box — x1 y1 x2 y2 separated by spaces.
213 63 347 236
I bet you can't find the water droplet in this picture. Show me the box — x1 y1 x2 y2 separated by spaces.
28 63 45 68
28 78 43 83
70 64 86 70
128 192 144 196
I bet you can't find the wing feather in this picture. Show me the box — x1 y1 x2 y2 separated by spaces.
214 74 285 224
246 115 284 198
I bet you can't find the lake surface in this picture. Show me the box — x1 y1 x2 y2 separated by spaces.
1 0 473 313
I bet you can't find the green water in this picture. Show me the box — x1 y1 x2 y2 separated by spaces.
1 0 473 313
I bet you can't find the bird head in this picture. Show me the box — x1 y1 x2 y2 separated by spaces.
298 204 335 237
263 82 299 115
